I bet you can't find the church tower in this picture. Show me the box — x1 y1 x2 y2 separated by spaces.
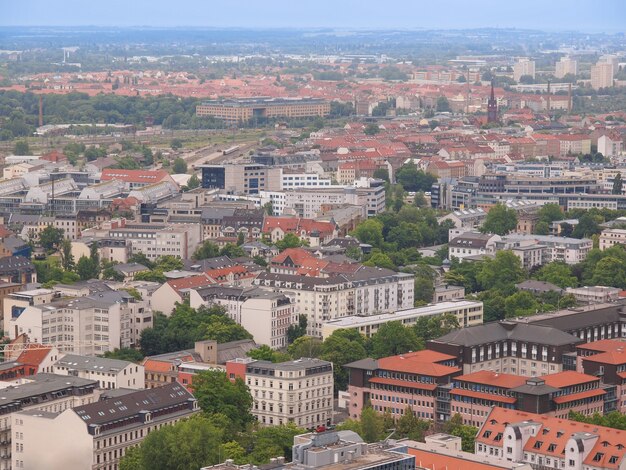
487 80 498 123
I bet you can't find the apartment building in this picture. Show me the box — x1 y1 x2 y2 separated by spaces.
227 357 333 428
283 184 386 218
555 57 578 78
255 268 414 337
448 232 500 260
7 290 152 355
476 407 626 470
513 58 535 81
13 382 199 470
52 354 145 390
497 234 592 265
599 228 626 250
104 221 202 260
190 285 296 349
321 300 484 339
590 62 614 89
0 373 98 470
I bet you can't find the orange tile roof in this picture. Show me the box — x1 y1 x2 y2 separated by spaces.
378 351 460 377
477 407 626 469
450 388 517 404
552 388 605 404
16 346 52 367
368 376 437 391
582 350 626 366
407 448 508 470
167 275 213 294
455 370 527 389
142 359 176 373
577 339 626 354
542 371 599 388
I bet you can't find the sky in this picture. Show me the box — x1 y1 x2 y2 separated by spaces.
1 0 625 32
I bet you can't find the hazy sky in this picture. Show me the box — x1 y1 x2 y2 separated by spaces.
2 0 624 31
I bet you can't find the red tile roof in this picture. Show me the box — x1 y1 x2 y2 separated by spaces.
377 350 460 377
167 275 213 294
552 388 605 404
142 359 177 373
577 339 626 354
542 371 599 388
407 448 508 470
16 346 53 368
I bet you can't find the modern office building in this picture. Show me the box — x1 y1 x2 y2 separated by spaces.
196 97 330 122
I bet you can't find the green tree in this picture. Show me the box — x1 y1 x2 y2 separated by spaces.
444 414 477 452
363 251 395 270
59 238 75 271
288 336 323 359
321 329 368 391
351 219 384 248
533 262 578 288
220 243 246 258
395 165 436 192
364 123 380 135
436 96 451 112
128 252 155 269
537 203 564 225
504 291 540 318
534 221 550 235
413 314 460 342
186 174 200 190
572 213 602 238
172 157 188 174
275 233 306 251
192 370 253 431
103 348 144 362
481 203 518 235
396 406 431 440
193 240 220 260
360 406 383 443
614 173 623 195
368 321 423 359
122 415 224 470
591 257 626 288
134 270 167 283
476 251 525 295
286 314 308 344
171 138 183 150
154 255 183 272
13 140 30 155
76 256 100 280
38 226 64 251
247 345 290 363
414 273 434 304
373 168 389 182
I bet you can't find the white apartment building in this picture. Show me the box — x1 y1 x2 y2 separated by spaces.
190 285 297 350
513 58 536 81
255 268 414 338
448 232 501 260
498 234 592 265
12 382 199 470
283 184 385 218
565 286 621 304
53 354 146 390
280 171 332 190
590 62 614 89
0 374 99 470
106 222 202 260
555 57 577 78
598 134 623 158
599 228 626 250
321 300 484 339
7 291 152 355
227 357 333 428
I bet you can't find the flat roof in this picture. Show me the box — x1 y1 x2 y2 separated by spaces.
323 301 482 328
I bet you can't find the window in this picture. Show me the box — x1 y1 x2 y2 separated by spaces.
593 453 604 462
533 441 543 449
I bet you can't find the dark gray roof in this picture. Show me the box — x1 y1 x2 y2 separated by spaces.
0 256 34 274
183 256 234 271
73 382 195 427
344 358 379 371
54 354 135 373
247 357 332 373
449 232 496 249
0 373 97 409
113 262 148 274
434 321 581 347
515 303 626 332
512 382 560 396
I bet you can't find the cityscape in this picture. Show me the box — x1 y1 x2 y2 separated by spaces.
1 1 626 470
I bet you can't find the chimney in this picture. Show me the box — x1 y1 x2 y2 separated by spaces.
38 95 43 127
